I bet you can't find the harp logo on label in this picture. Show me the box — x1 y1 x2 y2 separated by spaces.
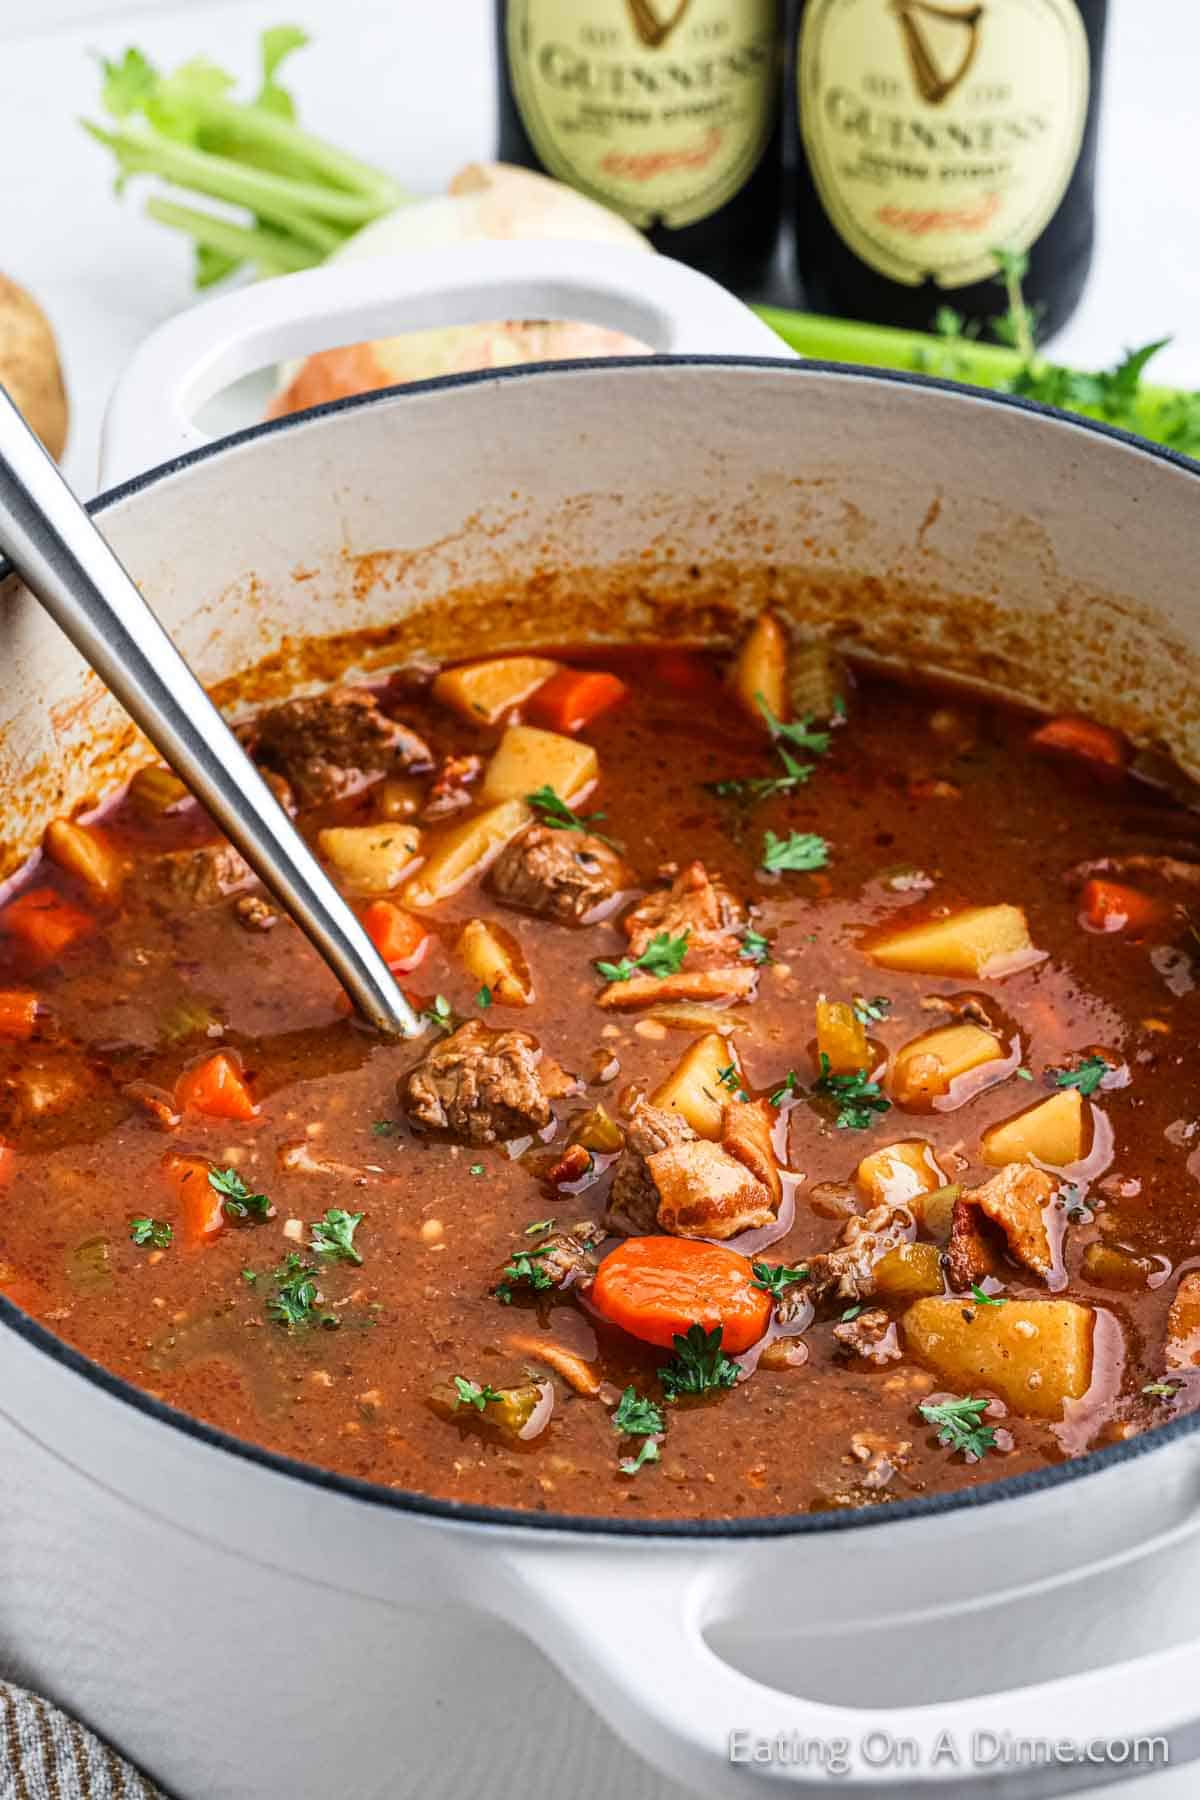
728 1729 1172 1774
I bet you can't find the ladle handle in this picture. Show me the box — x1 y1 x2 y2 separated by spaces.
0 387 419 1038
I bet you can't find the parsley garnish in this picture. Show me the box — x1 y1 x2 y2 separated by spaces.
495 1243 555 1304
761 830 829 874
371 1119 399 1137
595 929 689 984
476 985 493 1010
970 1282 1006 1307
852 994 891 1025
812 1054 891 1130
524 1218 555 1235
739 926 772 964
310 1208 364 1265
525 786 608 837
658 1324 739 1400
619 1439 661 1475
756 693 831 757
1054 1055 1109 1097
129 1217 172 1249
769 1069 800 1106
453 1376 502 1412
208 1166 271 1221
919 1395 997 1459
419 994 456 1034
1016 1066 1034 1081
613 1385 664 1469
266 1253 334 1330
469 1163 485 1177
1143 1378 1184 1400
751 1261 809 1296
716 1062 749 1102
840 1304 863 1322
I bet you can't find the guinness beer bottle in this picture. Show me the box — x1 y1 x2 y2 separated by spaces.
791 0 1108 337
496 1 785 296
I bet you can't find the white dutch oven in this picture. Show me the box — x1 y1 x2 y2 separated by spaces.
3 243 1200 1800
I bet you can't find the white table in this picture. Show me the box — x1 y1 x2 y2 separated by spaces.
1 4 1199 1795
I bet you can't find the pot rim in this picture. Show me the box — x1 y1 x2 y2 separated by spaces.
4 352 1199 1541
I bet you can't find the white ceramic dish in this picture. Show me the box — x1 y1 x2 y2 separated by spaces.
2 243 1200 1799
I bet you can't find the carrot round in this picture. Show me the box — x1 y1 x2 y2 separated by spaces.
1 888 93 962
1029 715 1127 769
360 899 429 971
162 1152 224 1244
592 1236 771 1352
528 668 627 735
175 1051 258 1121
1079 878 1162 935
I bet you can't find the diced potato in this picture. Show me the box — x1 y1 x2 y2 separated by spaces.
432 656 561 726
980 1089 1084 1168
856 1139 946 1211
731 609 788 725
903 1295 1094 1419
890 1022 1005 1109
650 1031 737 1139
874 1241 944 1300
43 818 123 901
1081 1242 1155 1292
458 918 532 1006
401 800 530 909
869 905 1039 978
816 997 868 1075
481 725 598 806
317 824 422 895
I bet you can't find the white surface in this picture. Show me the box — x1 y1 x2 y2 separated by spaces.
1 0 1199 493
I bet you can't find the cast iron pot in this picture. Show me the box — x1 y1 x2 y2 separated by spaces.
3 244 1200 1800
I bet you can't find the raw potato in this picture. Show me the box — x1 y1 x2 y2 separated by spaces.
816 997 868 1075
317 824 421 894
873 1241 944 1300
401 800 530 908
856 1139 946 1211
0 275 68 460
43 818 122 901
869 905 1039 978
731 609 788 725
890 1022 1004 1108
980 1088 1085 1167
481 726 598 805
458 918 532 1005
650 1031 737 1139
903 1295 1094 1419
432 657 561 726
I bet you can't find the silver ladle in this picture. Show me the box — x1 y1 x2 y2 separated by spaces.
0 388 419 1037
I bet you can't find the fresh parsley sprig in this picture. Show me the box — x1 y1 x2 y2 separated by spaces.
208 1166 271 1221
756 694 831 757
419 994 456 1034
918 1395 997 1460
739 926 772 965
129 1217 172 1249
812 1054 891 1131
310 1208 364 1265
613 1386 664 1475
751 1261 809 1297
454 1376 502 1412
526 785 611 840
495 1242 555 1304
761 830 829 875
1053 1054 1109 1098
266 1253 335 1330
595 929 690 984
658 1324 739 1400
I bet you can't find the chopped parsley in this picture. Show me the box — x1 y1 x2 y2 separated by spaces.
970 1282 1006 1307
371 1119 399 1137
208 1166 271 1222
476 985 493 1010
1016 1066 1034 1082
716 1062 749 1102
704 698 831 809
310 1208 364 1265
769 1069 800 1106
812 1054 891 1131
612 1386 665 1471
595 928 690 984
453 1376 502 1412
419 994 456 1034
1054 1054 1109 1097
618 1439 661 1475
658 1324 739 1400
525 785 609 837
918 1394 997 1459
852 994 892 1025
495 1243 555 1304
756 694 831 757
761 830 829 875
1144 1378 1184 1400
751 1261 809 1297
739 926 772 964
524 1218 555 1235
840 1304 863 1322
266 1253 334 1330
469 1163 485 1177
129 1217 172 1249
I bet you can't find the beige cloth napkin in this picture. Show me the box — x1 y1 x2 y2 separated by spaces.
0 1685 162 1800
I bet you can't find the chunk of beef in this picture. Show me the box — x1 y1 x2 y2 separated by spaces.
422 753 483 822
973 1163 1058 1281
833 1308 902 1365
511 1223 604 1295
623 860 746 963
945 1194 1002 1290
490 826 633 925
605 1099 695 1236
401 1019 576 1145
650 1138 777 1240
253 688 431 806
919 992 997 1030
154 843 254 907
1166 1271 1200 1371
808 1202 918 1303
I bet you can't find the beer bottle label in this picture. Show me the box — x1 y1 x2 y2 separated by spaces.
797 0 1090 288
506 0 779 229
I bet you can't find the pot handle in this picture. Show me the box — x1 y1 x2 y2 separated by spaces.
100 240 791 486
496 1544 1199 1796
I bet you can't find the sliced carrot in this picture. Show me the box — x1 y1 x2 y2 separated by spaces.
162 1152 224 1244
175 1051 258 1122
528 668 627 735
1030 715 1127 769
1079 878 1163 935
360 899 430 971
591 1236 771 1353
1 888 93 962
0 991 39 1040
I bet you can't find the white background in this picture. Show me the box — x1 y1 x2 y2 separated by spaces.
0 5 1199 1795
1 0 1199 491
